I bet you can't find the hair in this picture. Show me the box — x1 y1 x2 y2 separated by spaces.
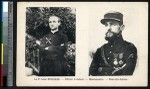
48 15 61 23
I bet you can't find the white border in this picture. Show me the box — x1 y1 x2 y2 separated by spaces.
17 2 148 86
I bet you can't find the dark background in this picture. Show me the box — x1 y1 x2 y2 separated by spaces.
25 7 76 76
26 7 76 43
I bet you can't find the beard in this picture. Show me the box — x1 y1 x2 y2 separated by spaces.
105 31 120 42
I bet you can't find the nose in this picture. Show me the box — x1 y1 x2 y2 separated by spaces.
106 27 111 32
49 22 54 25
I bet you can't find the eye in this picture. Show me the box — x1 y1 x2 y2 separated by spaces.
112 22 119 26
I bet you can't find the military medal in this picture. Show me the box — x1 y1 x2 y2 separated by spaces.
119 53 124 59
119 60 123 65
113 53 124 65
113 58 118 65
113 53 118 65
118 53 124 65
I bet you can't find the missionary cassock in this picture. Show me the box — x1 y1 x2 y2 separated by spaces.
37 28 68 76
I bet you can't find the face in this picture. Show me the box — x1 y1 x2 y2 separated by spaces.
48 16 61 30
104 21 123 39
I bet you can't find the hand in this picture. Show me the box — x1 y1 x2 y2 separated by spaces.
45 47 49 50
44 46 56 51
36 40 41 45
60 43 64 46
112 64 126 74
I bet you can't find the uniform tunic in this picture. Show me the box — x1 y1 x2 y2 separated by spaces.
89 35 137 76
38 30 68 76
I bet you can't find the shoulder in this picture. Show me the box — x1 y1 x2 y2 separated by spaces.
58 31 67 37
124 41 136 48
96 43 109 52
124 41 137 52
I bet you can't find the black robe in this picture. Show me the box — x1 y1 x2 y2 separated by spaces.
38 30 68 76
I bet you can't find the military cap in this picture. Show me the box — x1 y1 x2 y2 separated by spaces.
101 11 123 25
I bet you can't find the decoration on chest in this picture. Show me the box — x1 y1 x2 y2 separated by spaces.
113 53 124 66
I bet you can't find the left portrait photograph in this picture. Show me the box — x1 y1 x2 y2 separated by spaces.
25 7 76 76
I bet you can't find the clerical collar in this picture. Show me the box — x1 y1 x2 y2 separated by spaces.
51 29 59 34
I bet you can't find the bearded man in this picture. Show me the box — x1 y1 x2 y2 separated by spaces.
89 11 137 76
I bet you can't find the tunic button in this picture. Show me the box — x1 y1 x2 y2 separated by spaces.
111 45 113 47
107 57 110 60
109 51 112 53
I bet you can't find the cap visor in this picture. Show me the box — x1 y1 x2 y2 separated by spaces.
101 18 121 25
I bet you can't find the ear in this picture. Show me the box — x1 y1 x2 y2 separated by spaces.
120 25 125 31
58 22 61 26
58 21 61 26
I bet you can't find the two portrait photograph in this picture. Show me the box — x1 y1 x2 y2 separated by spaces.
16 2 148 86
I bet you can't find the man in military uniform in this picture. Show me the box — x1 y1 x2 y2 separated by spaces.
89 11 137 76
36 15 68 76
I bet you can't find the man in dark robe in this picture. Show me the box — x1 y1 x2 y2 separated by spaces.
36 15 68 76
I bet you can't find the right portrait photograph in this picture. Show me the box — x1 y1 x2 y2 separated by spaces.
89 11 137 76
88 3 148 77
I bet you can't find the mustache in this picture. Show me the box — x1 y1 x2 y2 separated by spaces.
106 30 120 35
106 31 115 36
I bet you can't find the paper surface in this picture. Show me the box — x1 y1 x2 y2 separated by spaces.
17 2 148 86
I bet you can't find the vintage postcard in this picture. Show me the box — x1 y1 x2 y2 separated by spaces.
17 2 148 86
